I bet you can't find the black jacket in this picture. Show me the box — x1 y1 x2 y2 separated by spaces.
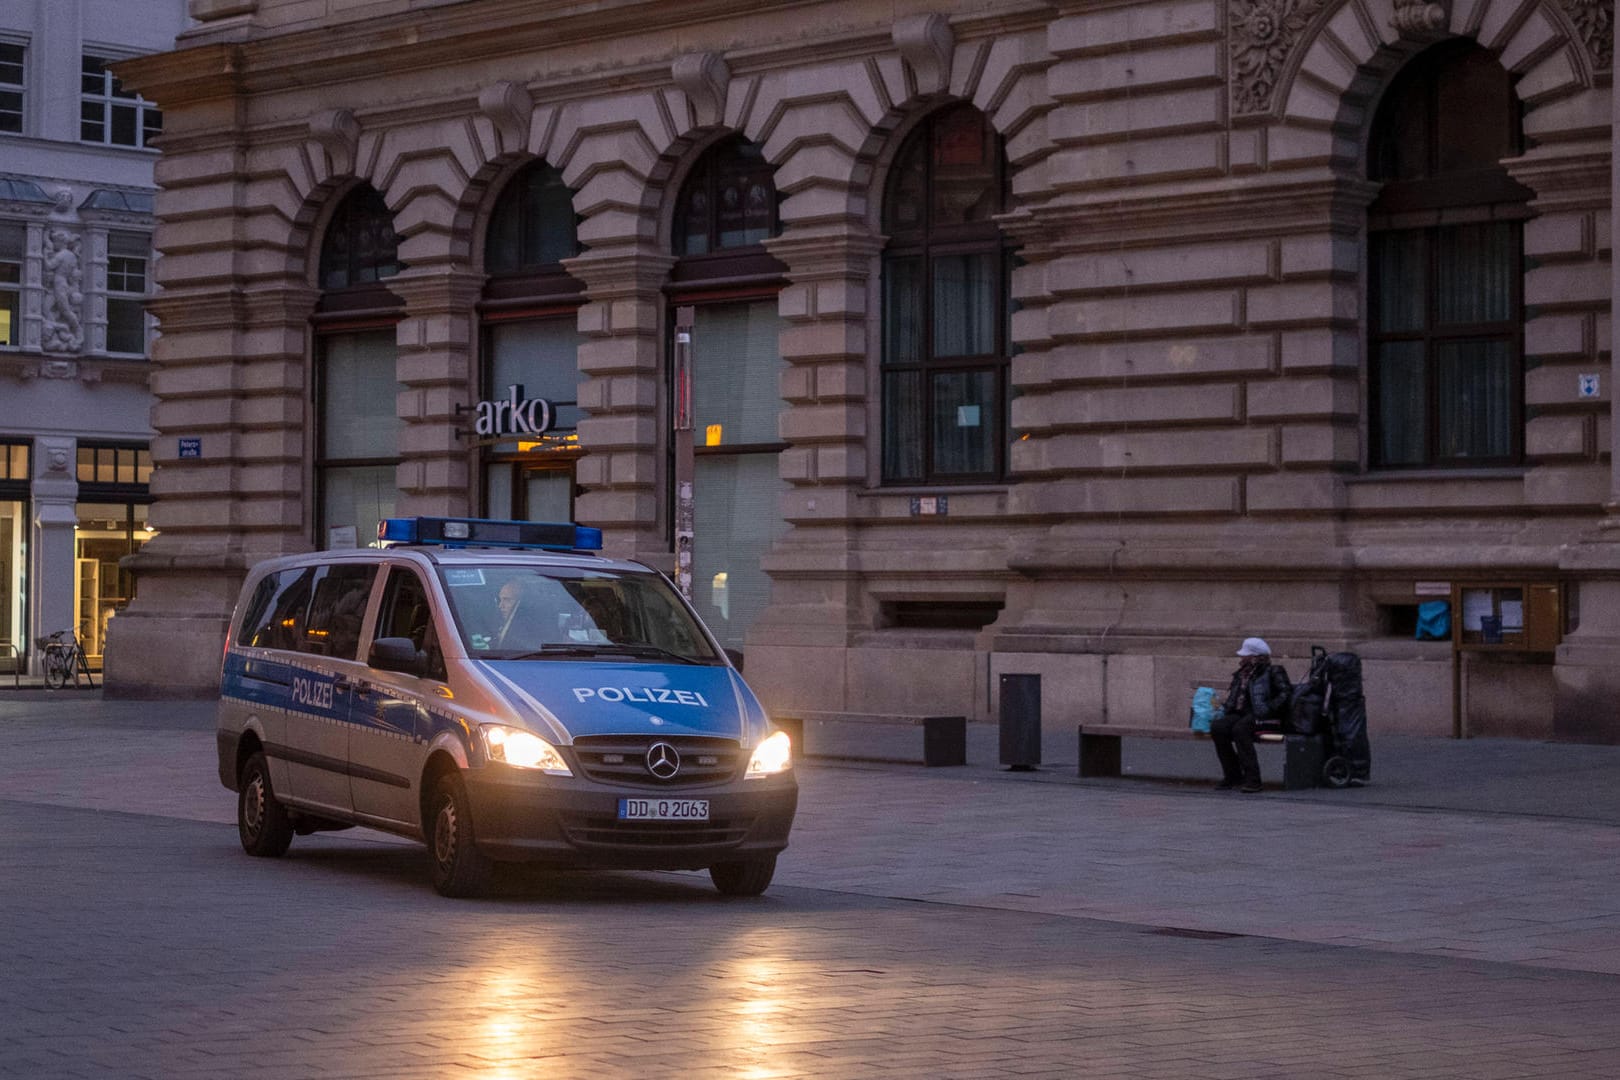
1224 659 1291 723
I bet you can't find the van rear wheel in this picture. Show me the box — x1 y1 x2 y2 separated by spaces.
428 772 492 898
709 854 776 897
238 751 294 857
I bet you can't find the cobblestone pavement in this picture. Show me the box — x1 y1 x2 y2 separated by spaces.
3 694 1620 1078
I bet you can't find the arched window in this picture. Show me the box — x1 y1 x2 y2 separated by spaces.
881 104 1011 484
485 162 578 273
667 136 786 651
319 185 400 290
1367 42 1530 468
479 162 585 524
673 137 780 256
314 184 402 546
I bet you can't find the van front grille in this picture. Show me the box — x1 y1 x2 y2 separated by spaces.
570 735 740 788
561 814 751 849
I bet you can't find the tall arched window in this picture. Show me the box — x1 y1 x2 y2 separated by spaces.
881 103 1011 484
480 162 585 524
314 184 402 547
1367 41 1530 468
668 136 787 651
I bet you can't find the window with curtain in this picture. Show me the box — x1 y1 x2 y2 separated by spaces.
317 330 400 548
881 104 1011 484
1367 41 1529 469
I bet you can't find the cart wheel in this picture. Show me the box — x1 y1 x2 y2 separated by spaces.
1322 756 1352 789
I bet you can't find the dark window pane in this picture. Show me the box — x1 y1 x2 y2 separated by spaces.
1435 339 1513 460
320 186 399 289
486 163 576 272
1435 223 1514 325
107 299 146 354
1371 230 1425 332
884 138 927 234
1375 341 1427 466
883 256 923 366
143 109 161 142
882 370 924 481
933 253 997 357
931 369 997 476
672 138 777 255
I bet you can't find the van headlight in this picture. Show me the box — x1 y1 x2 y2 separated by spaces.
482 725 571 776
745 730 793 779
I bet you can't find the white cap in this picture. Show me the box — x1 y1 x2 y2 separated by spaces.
1236 637 1271 657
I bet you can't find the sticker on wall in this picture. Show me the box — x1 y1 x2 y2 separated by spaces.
1578 374 1600 398
178 438 201 458
956 405 981 428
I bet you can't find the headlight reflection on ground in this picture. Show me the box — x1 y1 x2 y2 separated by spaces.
722 953 793 1078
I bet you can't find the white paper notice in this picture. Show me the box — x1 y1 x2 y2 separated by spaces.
1461 590 1494 632
1499 599 1525 631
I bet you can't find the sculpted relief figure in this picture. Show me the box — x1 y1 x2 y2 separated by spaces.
42 228 84 353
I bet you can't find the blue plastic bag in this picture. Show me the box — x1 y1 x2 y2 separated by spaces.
1189 686 1222 733
1416 600 1452 641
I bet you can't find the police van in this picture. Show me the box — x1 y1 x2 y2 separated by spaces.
216 516 797 897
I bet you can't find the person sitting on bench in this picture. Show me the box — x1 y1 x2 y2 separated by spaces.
1212 636 1290 793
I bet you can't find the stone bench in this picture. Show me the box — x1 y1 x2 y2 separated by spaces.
773 711 968 767
1077 723 1327 790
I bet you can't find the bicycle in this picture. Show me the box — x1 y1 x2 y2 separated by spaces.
36 629 95 690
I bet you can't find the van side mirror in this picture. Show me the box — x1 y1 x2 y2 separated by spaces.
369 636 425 676
723 647 744 673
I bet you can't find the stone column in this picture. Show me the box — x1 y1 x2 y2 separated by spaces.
562 245 674 563
29 437 77 652
1550 79 1620 742
734 222 883 710
103 282 317 697
387 268 482 518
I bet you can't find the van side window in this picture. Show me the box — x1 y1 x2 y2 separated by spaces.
375 567 446 681
303 564 376 660
241 568 314 651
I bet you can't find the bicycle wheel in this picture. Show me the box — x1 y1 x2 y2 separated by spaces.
43 649 68 689
76 645 96 688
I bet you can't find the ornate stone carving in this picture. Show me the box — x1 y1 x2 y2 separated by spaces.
477 80 533 152
41 228 83 354
308 108 360 176
1229 0 1330 116
1391 0 1449 35
672 52 730 129
1556 0 1614 70
893 13 954 96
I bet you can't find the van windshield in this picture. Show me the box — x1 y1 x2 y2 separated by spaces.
437 564 723 665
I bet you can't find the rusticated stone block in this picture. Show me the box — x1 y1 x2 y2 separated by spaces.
1022 383 1240 429
1524 313 1589 359
1049 87 1223 143
1051 42 1221 99
1033 428 1275 472
1012 474 1241 516
1049 240 1270 294
1049 289 1241 339
1049 132 1225 186
1280 422 1359 465
1247 375 1358 420
1070 333 1275 380
779 404 864 443
1246 472 1342 512
1525 212 1591 259
1526 263 1609 307
1246 281 1357 326
1525 414 1591 459
1049 0 1221 57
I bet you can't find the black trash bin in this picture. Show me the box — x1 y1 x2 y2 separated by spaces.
999 673 1041 771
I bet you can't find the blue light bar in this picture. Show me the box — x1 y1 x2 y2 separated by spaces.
376 517 603 552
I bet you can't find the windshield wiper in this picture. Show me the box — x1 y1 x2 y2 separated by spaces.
501 643 705 665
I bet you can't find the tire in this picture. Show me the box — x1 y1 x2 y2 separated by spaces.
709 854 777 897
428 772 492 898
1322 756 1353 789
43 650 68 690
238 751 294 857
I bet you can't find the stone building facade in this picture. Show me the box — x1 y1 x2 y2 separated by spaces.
110 0 1619 742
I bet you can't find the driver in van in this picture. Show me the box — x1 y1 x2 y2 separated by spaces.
494 577 552 650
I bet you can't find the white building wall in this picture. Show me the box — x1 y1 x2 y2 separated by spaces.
0 0 189 670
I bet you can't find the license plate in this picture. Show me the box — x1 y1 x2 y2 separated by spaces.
618 798 710 821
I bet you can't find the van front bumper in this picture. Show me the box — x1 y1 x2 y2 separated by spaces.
463 768 798 869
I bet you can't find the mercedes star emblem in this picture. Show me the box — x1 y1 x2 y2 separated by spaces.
646 741 681 780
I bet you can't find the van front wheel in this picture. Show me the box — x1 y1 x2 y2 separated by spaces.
428 772 492 898
709 854 776 897
238 752 293 857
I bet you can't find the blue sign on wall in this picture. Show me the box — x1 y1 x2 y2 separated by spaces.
178 438 201 459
